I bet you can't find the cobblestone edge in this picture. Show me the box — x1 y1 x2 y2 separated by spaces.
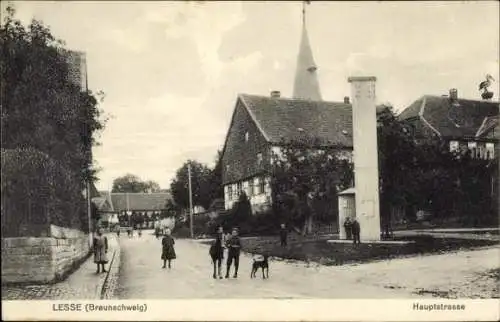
100 237 121 299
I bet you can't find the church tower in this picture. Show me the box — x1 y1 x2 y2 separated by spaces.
292 1 322 101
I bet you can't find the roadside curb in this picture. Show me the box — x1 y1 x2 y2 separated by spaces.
99 237 121 300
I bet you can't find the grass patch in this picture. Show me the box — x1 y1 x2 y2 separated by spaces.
237 235 499 266
469 230 499 236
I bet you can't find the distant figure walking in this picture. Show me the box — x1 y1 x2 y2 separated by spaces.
209 226 225 279
225 228 241 278
138 228 142 238
116 227 120 238
351 218 361 245
161 229 176 269
93 228 108 274
154 221 161 239
127 227 133 238
344 217 353 240
279 223 288 246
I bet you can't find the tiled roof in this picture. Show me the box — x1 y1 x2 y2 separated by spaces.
239 94 354 147
110 193 172 212
399 95 499 139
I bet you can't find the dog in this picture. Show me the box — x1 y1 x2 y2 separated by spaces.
250 255 269 279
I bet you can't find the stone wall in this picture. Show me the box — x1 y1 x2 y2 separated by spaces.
1 225 90 284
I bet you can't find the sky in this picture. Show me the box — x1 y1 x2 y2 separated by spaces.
8 1 499 191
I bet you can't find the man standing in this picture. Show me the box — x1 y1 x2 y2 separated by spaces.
343 217 353 240
279 223 288 246
225 228 241 278
351 218 361 245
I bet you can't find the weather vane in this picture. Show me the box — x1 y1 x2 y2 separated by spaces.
479 74 495 100
303 1 310 26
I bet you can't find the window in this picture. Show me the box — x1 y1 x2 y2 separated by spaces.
227 185 233 200
249 179 255 196
257 153 263 165
253 177 260 195
236 182 243 196
245 132 249 142
226 164 230 172
468 142 477 149
258 177 265 194
486 143 495 159
449 140 459 152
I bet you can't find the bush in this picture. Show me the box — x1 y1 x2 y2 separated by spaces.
206 196 281 237
177 212 213 238
1 148 87 237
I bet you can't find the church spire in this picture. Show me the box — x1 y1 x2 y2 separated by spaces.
293 1 322 101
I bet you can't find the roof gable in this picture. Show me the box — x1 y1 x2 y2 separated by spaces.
476 116 499 139
99 190 114 211
92 197 112 211
397 97 424 120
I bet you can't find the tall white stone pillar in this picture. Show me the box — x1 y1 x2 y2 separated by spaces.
348 76 381 241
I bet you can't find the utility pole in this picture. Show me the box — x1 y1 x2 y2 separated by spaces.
187 161 194 239
86 180 93 247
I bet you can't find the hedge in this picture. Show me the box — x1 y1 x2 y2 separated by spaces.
1 148 87 237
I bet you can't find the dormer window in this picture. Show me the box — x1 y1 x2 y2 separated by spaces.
245 132 249 142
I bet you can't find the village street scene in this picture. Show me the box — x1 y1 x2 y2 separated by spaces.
1 1 499 318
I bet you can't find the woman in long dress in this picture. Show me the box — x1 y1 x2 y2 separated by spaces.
161 229 176 269
93 228 108 273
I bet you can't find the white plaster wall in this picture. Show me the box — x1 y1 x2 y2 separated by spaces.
338 194 356 240
224 176 272 213
350 77 381 241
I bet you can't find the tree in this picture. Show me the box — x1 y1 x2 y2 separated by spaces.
1 5 105 234
162 199 181 219
1 6 106 185
209 192 254 235
144 180 161 192
271 138 353 235
230 192 253 228
170 160 213 210
207 150 224 205
377 106 497 227
111 174 160 193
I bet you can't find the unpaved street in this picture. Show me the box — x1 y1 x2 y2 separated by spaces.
115 233 499 299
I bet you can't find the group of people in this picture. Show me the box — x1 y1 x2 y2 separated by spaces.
343 217 361 244
210 226 242 279
114 227 143 238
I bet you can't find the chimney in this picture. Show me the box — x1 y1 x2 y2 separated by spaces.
449 88 458 100
271 90 281 98
344 96 350 104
